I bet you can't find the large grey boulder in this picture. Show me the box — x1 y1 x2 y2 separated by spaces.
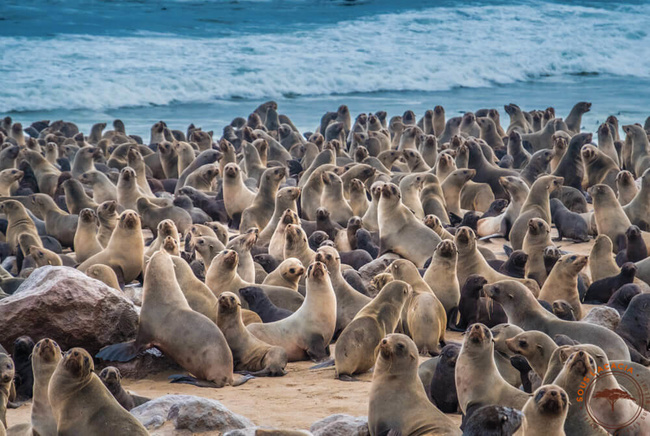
0 266 138 354
131 395 253 432
310 414 369 436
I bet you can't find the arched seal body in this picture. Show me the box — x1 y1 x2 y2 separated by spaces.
334 280 409 377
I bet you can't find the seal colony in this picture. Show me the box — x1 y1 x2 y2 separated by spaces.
0 101 649 435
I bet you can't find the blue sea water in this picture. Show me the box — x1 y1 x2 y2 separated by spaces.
1 0 649 138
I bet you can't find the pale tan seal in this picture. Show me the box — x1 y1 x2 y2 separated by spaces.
423 239 460 314
316 245 371 334
522 218 554 286
30 338 62 436
30 193 78 248
269 209 300 259
334 280 409 378
86 264 121 290
283 224 316 268
617 170 638 206
262 258 304 291
368 333 461 436
258 186 301 245
222 163 256 220
509 175 564 250
247 262 336 362
455 227 540 295
456 323 530 415
0 200 41 255
388 259 447 356
539 254 588 319
96 251 248 388
377 182 441 267
505 330 558 380
320 171 353 226
240 166 287 232
78 210 144 286
145 219 180 258
96 200 118 248
216 292 288 376
0 353 14 428
484 280 630 361
205 249 304 312
0 169 22 197
170 255 218 323
49 348 149 435
73 208 103 263
520 385 569 436
590 184 632 252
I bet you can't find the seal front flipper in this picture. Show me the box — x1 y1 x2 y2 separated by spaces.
306 335 331 362
169 374 253 387
96 341 144 362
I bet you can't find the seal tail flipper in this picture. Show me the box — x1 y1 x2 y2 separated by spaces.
479 233 503 241
447 307 464 332
95 341 143 362
309 358 335 370
337 374 361 382
232 373 254 386
168 374 221 388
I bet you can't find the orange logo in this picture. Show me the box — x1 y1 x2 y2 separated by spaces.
576 362 648 432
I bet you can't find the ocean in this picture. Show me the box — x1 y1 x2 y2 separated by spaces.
1 0 649 139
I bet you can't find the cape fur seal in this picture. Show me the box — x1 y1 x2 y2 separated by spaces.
49 348 149 435
368 334 460 436
96 251 248 388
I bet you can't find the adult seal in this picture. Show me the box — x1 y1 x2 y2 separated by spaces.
334 280 409 378
217 292 288 376
456 323 530 418
247 262 337 362
96 251 248 388
368 334 460 436
49 348 149 435
484 280 630 361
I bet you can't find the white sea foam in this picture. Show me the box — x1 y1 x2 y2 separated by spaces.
1 2 649 112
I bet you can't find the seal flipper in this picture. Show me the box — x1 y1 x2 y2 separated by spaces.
337 374 361 382
306 335 331 362
96 340 144 362
110 265 126 289
169 374 221 388
310 358 335 370
503 245 513 257
447 307 465 332
509 355 533 393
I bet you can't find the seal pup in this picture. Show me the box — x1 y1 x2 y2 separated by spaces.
96 251 248 388
334 280 409 378
368 334 460 436
429 343 461 413
49 348 149 435
247 262 336 362
455 323 530 417
98 367 149 411
521 385 569 436
550 198 589 242
239 286 293 323
217 292 288 376
461 405 524 436
484 280 630 361
584 263 636 304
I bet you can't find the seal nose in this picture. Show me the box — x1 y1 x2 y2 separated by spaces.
381 339 388 345
550 390 557 396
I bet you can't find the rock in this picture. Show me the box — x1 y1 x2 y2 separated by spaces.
0 266 138 354
124 285 143 307
131 395 254 432
583 306 621 331
310 414 369 436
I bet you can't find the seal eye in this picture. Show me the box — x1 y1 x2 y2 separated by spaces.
519 340 527 348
